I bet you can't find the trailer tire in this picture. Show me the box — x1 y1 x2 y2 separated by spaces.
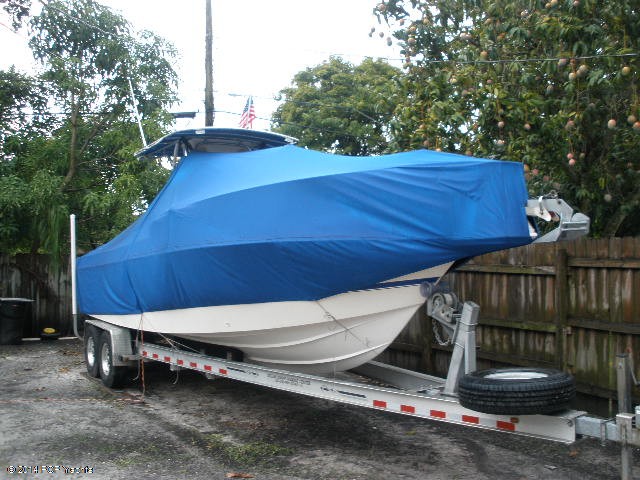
98 331 128 389
458 367 575 415
84 325 100 378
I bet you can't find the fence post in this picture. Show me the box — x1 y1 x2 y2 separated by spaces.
617 353 634 480
554 248 568 371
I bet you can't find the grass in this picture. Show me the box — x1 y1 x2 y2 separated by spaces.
204 434 292 466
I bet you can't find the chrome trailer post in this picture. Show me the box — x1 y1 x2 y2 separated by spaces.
70 214 80 339
443 302 479 396
426 292 480 396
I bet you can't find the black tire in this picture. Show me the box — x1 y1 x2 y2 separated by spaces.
84 325 100 378
458 367 575 415
97 331 128 389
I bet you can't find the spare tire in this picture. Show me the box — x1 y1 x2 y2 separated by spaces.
458 367 575 415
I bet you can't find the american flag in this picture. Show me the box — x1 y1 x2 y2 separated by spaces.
239 96 256 129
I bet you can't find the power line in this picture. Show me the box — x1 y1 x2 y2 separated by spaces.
16 2 640 71
32 1 381 131
37 0 404 64
169 109 372 143
9 2 639 144
222 91 384 124
2 107 377 146
410 52 640 66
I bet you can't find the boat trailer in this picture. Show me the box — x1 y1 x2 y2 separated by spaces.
85 294 640 480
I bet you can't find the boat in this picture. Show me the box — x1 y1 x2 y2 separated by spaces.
76 128 587 374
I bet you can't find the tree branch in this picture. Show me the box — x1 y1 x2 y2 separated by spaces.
61 93 79 190
603 187 640 236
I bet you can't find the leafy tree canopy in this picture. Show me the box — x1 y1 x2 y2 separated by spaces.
376 0 640 236
271 57 401 155
0 0 178 258
0 0 31 29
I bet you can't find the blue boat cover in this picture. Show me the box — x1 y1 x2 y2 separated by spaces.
77 145 532 315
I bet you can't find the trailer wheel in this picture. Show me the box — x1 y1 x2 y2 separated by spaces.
98 331 128 388
84 325 100 378
458 367 575 415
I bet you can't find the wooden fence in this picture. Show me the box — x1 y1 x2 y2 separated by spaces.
2 237 640 411
378 237 640 414
0 254 73 337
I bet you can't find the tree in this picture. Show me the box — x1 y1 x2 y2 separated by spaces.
0 0 31 30
376 0 640 236
271 57 401 155
0 0 178 258
0 68 51 250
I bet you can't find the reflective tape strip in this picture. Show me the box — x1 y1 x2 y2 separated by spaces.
462 415 480 424
497 420 516 431
130 343 577 442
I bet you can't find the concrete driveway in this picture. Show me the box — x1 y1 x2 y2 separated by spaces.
0 339 634 479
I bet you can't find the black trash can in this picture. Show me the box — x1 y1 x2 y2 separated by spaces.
0 298 33 345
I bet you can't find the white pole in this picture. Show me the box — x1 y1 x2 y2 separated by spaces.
127 76 147 147
70 214 79 338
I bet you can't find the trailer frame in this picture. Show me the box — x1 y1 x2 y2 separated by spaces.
81 300 613 447
84 294 640 480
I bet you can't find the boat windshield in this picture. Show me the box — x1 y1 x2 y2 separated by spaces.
135 128 297 160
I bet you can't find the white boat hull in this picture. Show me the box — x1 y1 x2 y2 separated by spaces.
92 264 451 374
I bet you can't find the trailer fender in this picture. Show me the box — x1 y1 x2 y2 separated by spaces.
84 319 135 367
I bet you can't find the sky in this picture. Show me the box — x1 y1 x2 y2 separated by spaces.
0 0 403 134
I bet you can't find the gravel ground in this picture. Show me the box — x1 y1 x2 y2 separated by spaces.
0 338 637 480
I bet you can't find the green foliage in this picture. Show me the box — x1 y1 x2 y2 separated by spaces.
0 0 31 30
0 69 55 253
376 0 640 236
271 57 401 155
0 0 176 258
204 434 291 466
0 68 42 126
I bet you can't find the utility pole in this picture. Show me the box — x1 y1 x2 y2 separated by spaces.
204 0 214 126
